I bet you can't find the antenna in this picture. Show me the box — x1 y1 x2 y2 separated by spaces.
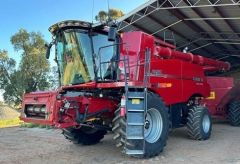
91 0 95 23
107 0 111 22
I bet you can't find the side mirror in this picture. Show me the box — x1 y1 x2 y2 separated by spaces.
108 25 117 42
45 43 53 59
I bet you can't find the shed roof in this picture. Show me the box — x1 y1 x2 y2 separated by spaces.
117 0 240 70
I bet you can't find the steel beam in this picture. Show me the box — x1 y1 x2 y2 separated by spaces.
117 0 240 32
165 7 226 57
138 11 217 57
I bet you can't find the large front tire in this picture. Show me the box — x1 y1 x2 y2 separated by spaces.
62 127 107 145
228 100 240 126
112 92 169 158
187 106 212 140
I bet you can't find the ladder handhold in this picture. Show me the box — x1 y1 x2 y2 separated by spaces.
120 107 126 117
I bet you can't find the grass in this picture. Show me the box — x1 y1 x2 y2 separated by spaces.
0 117 23 128
0 117 53 129
19 122 53 129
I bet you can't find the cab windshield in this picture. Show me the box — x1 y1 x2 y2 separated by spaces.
56 29 116 85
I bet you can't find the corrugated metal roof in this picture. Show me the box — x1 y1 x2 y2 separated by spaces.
117 0 240 70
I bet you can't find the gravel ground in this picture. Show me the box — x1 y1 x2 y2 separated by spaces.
0 120 240 164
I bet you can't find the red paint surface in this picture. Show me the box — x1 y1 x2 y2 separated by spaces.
204 77 234 116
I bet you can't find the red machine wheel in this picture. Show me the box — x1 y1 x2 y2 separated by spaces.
228 100 240 126
187 106 212 140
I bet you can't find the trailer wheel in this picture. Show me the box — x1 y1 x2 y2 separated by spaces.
228 100 240 126
187 106 212 140
112 92 169 158
62 127 107 145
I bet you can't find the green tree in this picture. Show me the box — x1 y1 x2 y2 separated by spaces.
95 11 108 22
0 50 21 104
95 8 124 22
48 66 60 90
11 29 50 93
0 29 51 105
108 9 124 20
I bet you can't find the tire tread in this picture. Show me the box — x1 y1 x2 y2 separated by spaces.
229 100 240 126
187 106 212 140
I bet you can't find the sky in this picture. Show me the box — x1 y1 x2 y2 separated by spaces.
0 0 148 101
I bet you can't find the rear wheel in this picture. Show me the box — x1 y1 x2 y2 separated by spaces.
228 100 240 126
187 106 212 140
62 127 107 145
112 92 169 158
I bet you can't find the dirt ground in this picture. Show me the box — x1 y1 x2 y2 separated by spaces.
0 105 19 120
0 120 240 164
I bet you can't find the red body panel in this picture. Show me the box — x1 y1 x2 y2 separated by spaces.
204 77 234 116
149 59 210 105
121 32 211 105
217 81 240 109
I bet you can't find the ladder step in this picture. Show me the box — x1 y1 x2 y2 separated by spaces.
127 126 144 136
127 136 144 140
128 92 145 98
128 86 145 89
128 109 144 112
128 96 144 99
126 149 144 155
128 123 144 126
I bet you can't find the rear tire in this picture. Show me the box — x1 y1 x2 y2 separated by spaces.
187 106 212 140
62 127 107 145
228 100 240 126
112 92 169 158
112 108 127 148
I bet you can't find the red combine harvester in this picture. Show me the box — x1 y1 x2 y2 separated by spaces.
20 20 238 158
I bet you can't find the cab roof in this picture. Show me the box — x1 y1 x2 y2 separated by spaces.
49 20 92 35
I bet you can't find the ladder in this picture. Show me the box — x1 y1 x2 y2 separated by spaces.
125 89 146 155
124 49 150 155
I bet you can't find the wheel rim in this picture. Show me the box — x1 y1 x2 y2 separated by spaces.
144 108 163 143
202 114 210 133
